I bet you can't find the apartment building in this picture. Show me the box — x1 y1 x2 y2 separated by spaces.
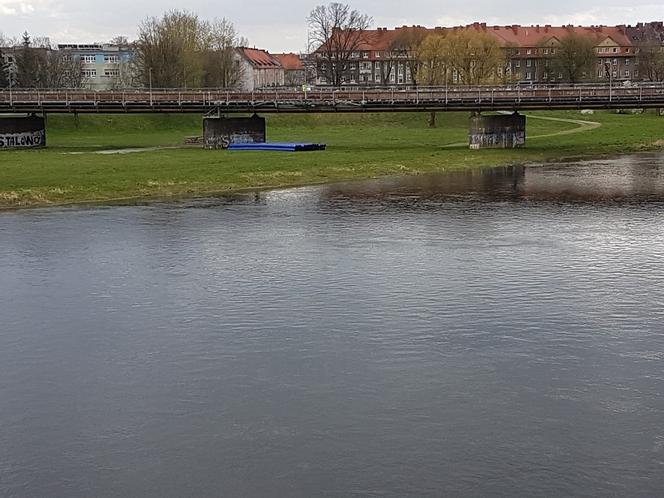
57 43 134 90
313 22 664 85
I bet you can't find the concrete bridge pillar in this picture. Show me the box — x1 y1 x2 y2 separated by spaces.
203 115 266 149
469 112 525 149
0 115 46 149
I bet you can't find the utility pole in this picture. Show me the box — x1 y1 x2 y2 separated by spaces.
149 67 153 106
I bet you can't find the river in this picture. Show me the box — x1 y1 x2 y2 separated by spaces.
1 153 663 497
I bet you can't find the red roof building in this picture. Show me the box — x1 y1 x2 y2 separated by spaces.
312 22 660 85
236 47 285 90
272 53 307 86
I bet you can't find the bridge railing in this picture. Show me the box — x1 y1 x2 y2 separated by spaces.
1 83 664 107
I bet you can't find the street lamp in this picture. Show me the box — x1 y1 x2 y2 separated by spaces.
8 65 14 106
604 61 613 101
148 67 153 106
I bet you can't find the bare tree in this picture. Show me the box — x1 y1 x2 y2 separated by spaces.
41 51 84 88
110 36 130 46
390 27 428 85
308 2 372 86
202 18 245 88
550 34 596 84
637 41 664 81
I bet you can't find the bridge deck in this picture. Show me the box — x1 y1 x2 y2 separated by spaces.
1 85 664 113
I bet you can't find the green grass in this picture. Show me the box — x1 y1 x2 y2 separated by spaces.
0 110 662 208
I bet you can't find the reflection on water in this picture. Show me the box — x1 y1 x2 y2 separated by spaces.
1 153 664 498
320 153 664 203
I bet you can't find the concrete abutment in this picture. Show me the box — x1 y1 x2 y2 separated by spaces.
203 115 266 149
469 112 526 149
0 115 46 149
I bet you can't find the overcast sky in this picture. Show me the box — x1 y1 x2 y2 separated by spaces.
1 0 662 51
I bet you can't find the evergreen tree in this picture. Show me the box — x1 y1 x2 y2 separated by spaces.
0 50 9 88
15 31 44 88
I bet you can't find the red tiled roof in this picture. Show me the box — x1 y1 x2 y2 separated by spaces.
484 24 632 48
272 53 304 70
315 23 636 52
238 47 282 68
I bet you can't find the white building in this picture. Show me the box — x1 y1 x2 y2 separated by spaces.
235 47 284 91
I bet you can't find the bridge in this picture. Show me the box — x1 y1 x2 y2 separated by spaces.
2 84 664 114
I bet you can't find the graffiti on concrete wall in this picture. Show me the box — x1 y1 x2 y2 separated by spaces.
203 116 266 150
0 116 47 149
0 130 46 149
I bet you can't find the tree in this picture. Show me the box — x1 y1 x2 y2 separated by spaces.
41 51 84 88
0 49 9 88
417 33 448 86
550 34 596 84
12 32 84 89
637 42 664 81
135 10 244 88
14 32 43 88
202 19 245 88
439 29 502 85
308 2 372 86
417 33 448 127
390 27 428 85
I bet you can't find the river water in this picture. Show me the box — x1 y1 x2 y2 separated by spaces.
1 154 664 497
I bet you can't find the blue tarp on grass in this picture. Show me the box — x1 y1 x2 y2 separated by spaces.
227 142 326 152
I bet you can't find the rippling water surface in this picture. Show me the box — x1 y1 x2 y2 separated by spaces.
1 154 664 497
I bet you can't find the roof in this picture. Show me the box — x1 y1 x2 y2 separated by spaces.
238 47 282 68
484 24 632 48
272 53 304 70
314 23 637 53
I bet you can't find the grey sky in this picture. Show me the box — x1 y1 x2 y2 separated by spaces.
1 0 662 52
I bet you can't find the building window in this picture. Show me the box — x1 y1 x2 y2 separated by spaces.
543 48 549 55
526 49 532 55
81 69 97 78
103 69 120 77
526 71 531 80
613 58 618 66
526 59 532 67
624 70 630 77
82 55 96 63
625 58 630 66
515 60 521 68
598 69 603 78
104 55 119 63
612 70 617 78
612 47 618 53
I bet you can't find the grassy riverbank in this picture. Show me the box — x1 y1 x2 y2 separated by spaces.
1 110 662 208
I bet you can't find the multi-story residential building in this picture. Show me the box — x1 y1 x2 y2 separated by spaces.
57 43 135 90
235 48 285 91
313 22 664 86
